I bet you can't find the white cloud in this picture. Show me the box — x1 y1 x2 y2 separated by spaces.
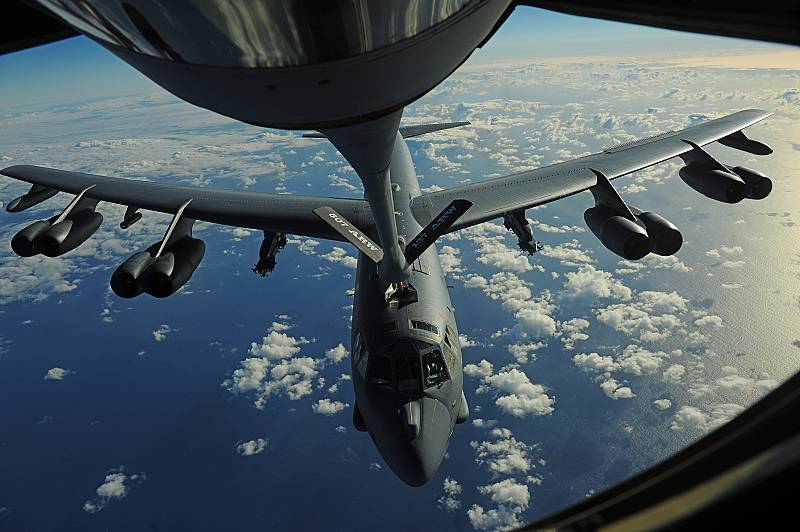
44 367 71 380
466 223 536 273
662 364 686 384
312 398 349 415
0 254 79 304
471 427 534 476
249 323 310 360
538 239 595 267
477 367 555 417
714 366 777 394
82 468 145 514
654 398 672 410
706 245 743 259
506 342 545 364
236 438 268 456
459 334 479 348
325 343 348 364
320 247 358 269
532 221 585 234
439 245 463 275
263 357 320 401
472 418 498 430
515 303 558 338
671 403 744 432
558 318 590 350
618 255 691 275
721 260 746 269
287 238 320 255
437 477 463 512
596 291 688 342
269 321 292 332
572 352 619 373
694 315 723 330
562 265 631 301
224 350 321 409
600 378 636 400
152 324 172 342
463 272 557 338
468 479 530 531
464 359 494 379
617 344 669 376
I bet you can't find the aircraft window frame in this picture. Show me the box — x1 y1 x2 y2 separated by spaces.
422 349 450 388
396 354 422 391
410 319 439 335
367 354 392 387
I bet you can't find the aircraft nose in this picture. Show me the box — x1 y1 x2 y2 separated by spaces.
398 397 451 486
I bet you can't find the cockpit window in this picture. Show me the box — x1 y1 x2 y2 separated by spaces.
368 355 392 387
396 355 422 391
422 350 449 388
410 319 439 335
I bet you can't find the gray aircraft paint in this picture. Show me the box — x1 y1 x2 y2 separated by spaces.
350 133 465 486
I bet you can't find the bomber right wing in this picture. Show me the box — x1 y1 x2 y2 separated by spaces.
411 109 773 233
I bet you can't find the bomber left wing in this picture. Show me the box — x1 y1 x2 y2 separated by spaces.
412 109 773 258
2 165 372 240
1 165 373 297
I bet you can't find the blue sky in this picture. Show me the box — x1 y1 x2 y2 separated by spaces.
0 6 787 109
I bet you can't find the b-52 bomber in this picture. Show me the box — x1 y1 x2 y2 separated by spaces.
1 1 776 485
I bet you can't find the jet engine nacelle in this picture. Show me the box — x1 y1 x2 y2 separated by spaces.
10 220 51 257
631 210 683 257
36 210 104 257
678 163 747 203
142 237 206 298
10 209 103 258
584 205 652 260
727 166 772 200
110 246 158 299
111 237 206 299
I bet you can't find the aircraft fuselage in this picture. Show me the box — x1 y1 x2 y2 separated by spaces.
350 133 467 486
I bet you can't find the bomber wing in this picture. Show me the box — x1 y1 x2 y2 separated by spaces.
2 165 372 241
411 109 772 232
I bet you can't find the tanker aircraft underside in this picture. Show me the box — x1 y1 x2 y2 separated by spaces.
0 0 780 486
